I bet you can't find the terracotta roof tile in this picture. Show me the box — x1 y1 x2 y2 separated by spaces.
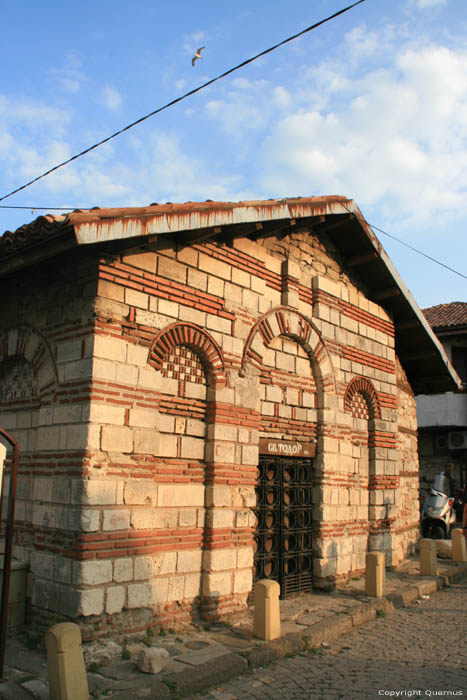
0 214 70 258
422 302 467 329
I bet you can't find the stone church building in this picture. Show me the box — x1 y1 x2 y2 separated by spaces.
0 196 460 639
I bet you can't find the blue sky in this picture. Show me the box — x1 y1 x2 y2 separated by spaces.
1 0 466 309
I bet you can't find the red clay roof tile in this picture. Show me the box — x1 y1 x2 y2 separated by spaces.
423 302 467 329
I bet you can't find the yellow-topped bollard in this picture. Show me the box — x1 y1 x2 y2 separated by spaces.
253 579 281 641
46 623 89 700
451 528 467 562
365 551 385 597
420 538 438 576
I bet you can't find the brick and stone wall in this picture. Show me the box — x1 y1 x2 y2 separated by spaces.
0 255 97 630
0 226 420 639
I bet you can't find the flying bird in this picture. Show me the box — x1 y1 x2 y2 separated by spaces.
192 47 205 66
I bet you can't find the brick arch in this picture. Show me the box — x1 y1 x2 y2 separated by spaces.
240 307 335 395
344 376 381 420
0 324 59 402
148 322 226 386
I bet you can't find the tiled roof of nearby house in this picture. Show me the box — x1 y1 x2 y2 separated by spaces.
423 302 467 330
0 196 462 395
0 214 70 257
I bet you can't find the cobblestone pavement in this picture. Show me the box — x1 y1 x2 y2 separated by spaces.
192 582 467 700
0 560 465 700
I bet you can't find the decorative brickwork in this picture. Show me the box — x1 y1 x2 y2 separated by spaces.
0 325 58 403
0 217 422 639
161 346 206 384
148 322 226 387
241 307 335 398
0 356 38 404
349 392 370 420
344 376 381 420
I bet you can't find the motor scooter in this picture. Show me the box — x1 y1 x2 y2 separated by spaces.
420 472 457 540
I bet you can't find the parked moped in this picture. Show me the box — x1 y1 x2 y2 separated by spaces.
420 472 457 540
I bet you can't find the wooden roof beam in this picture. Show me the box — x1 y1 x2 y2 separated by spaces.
348 251 378 267
372 288 401 301
314 214 354 234
398 351 437 362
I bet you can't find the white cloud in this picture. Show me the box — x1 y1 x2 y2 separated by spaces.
183 32 206 55
130 132 246 203
0 130 13 155
101 86 123 111
260 38 467 230
205 78 291 136
48 52 84 93
0 97 69 130
15 140 79 189
272 86 292 109
0 96 71 180
412 0 447 8
80 168 128 199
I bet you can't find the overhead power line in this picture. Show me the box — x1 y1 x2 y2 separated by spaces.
1 198 465 282
370 223 467 281
0 205 76 211
340 201 467 281
0 0 366 204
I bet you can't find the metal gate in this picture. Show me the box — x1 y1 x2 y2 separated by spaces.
253 454 313 598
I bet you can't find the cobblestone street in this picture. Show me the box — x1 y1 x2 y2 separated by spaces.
193 582 467 700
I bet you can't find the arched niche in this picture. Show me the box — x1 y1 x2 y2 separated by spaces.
148 322 227 389
240 307 336 405
0 325 59 404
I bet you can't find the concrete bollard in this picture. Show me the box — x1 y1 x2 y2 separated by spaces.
253 579 281 641
46 623 89 700
365 551 385 597
451 528 467 562
420 538 438 576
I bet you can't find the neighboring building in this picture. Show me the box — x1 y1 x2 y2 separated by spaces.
417 302 467 489
0 197 461 640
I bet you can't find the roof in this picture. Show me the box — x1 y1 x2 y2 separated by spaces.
423 302 467 331
0 195 462 394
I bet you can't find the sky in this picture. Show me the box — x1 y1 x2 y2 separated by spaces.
1 0 466 309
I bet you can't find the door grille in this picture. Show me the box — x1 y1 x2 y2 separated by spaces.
253 455 313 598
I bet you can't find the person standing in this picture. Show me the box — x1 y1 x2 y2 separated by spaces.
443 463 458 497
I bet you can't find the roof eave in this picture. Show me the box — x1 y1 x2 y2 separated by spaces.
1 196 460 394
0 229 77 279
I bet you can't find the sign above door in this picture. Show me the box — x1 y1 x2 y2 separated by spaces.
258 439 316 458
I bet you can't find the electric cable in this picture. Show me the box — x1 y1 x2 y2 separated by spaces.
340 201 467 281
0 205 78 211
0 0 366 204
1 198 464 282
371 223 467 281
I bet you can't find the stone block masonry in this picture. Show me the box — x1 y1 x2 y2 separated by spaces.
0 223 420 640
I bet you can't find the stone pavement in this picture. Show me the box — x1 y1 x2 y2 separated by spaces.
193 581 467 700
1 556 466 700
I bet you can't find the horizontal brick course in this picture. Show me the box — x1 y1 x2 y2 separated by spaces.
1 218 421 638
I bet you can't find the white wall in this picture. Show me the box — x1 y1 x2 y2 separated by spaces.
416 392 467 427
